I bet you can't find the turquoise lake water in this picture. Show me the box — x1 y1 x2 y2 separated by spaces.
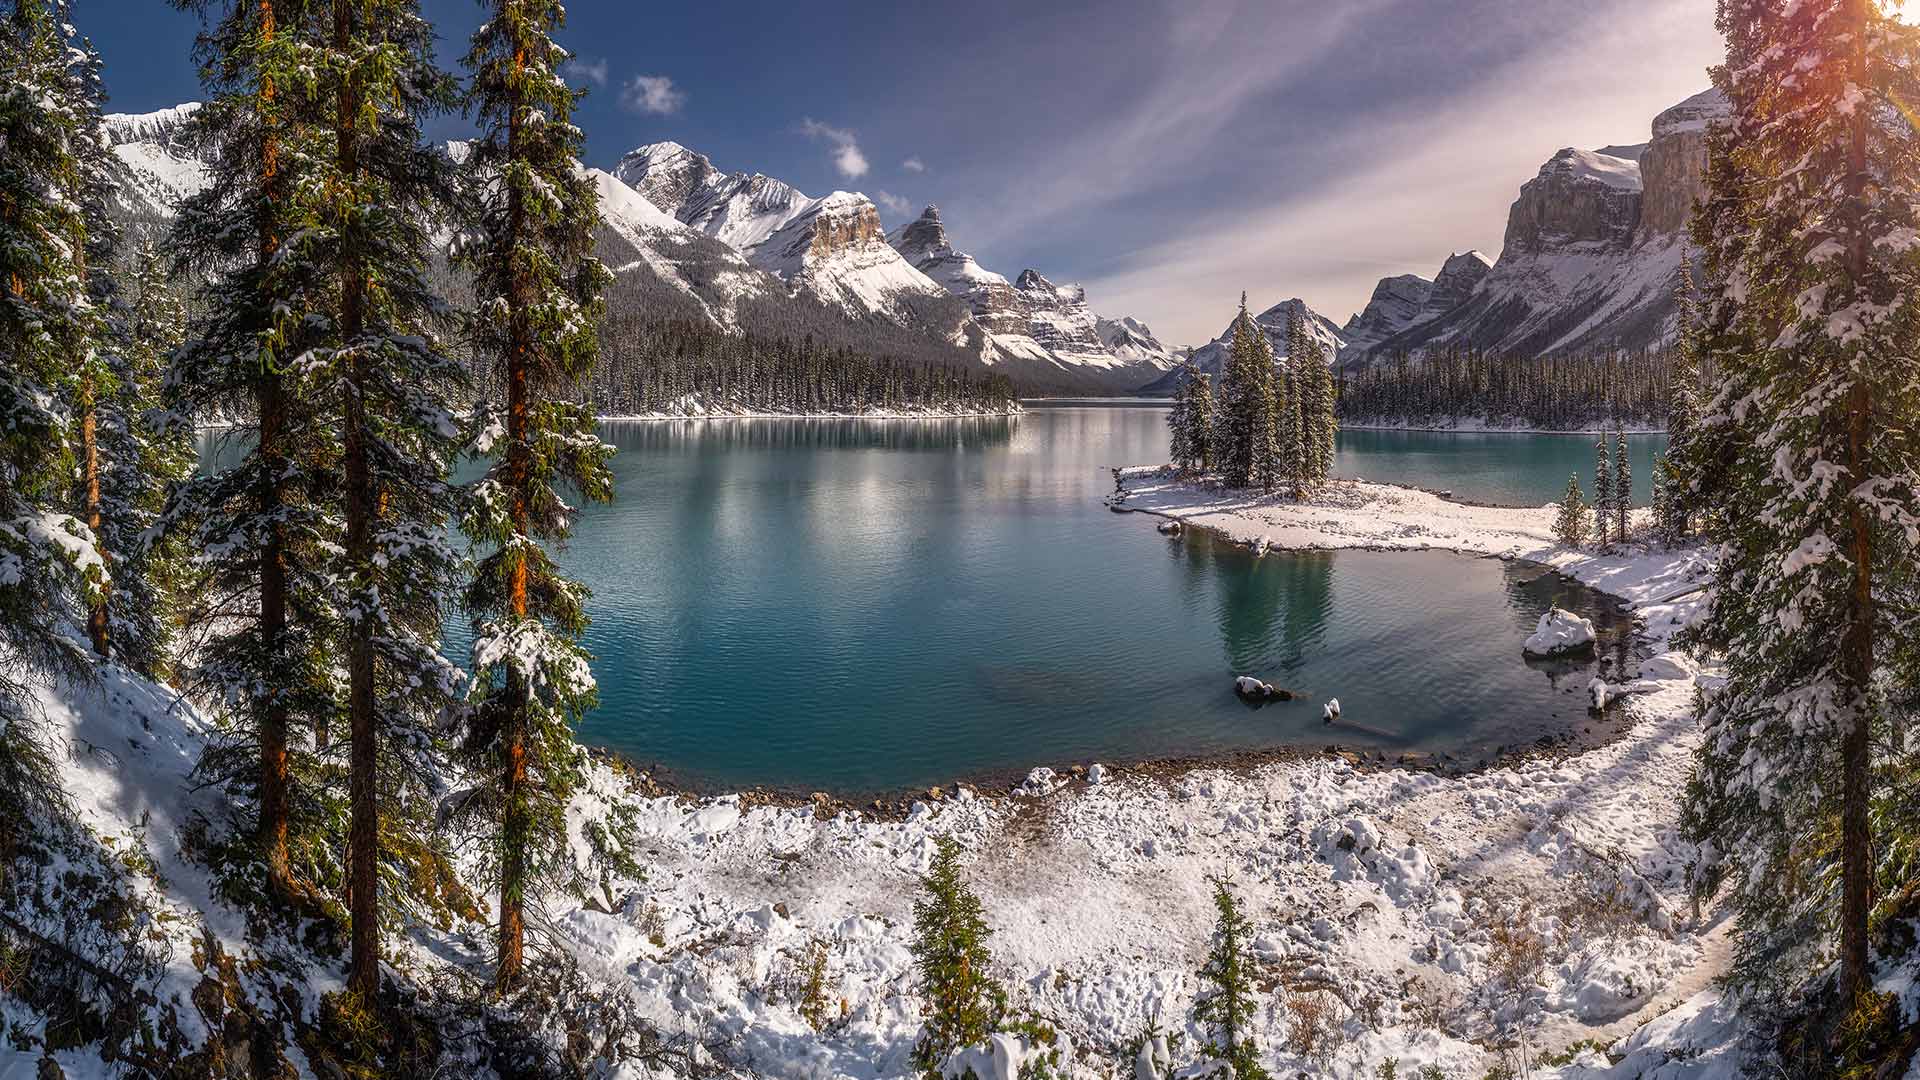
516 407 1649 792
202 405 1661 793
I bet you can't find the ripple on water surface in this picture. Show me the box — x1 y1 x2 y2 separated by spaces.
475 411 1643 794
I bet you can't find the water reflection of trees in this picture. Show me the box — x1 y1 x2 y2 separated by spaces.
596 416 1019 455
1180 533 1335 682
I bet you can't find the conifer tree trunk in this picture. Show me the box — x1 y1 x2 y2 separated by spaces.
1837 0 1873 1000
80 369 108 658
254 0 293 896
497 29 533 988
336 0 380 1000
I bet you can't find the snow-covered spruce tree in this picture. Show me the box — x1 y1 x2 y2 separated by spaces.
1661 259 1703 543
910 837 1007 1079
1213 294 1261 488
452 0 615 993
1167 361 1195 473
1612 430 1631 542
94 246 197 679
1591 437 1614 548
1296 325 1337 495
1194 877 1268 1080
164 0 343 901
311 0 466 999
50 12 124 661
1187 369 1215 474
0 0 107 834
1681 0 1920 1005
1278 315 1305 497
1555 475 1590 549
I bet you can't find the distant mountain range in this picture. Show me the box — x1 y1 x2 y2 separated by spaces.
1212 87 1727 381
103 114 1180 394
104 87 1727 396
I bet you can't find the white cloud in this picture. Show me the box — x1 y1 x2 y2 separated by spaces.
874 190 912 215
620 74 686 116
560 56 608 87
800 118 870 179
901 156 926 173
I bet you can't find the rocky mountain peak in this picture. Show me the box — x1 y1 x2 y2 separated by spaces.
1503 148 1642 254
1640 88 1730 237
614 141 718 214
1341 273 1436 352
891 205 952 260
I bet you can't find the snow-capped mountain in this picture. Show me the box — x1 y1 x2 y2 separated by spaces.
103 103 210 242
883 204 1177 387
1337 88 1728 366
1137 298 1346 395
613 141 953 326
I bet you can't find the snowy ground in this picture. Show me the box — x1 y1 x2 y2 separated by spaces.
5 467 1834 1080
536 471 1740 1079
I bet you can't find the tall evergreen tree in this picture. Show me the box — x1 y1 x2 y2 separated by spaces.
1613 430 1631 542
96 247 197 678
1682 0 1920 1003
1187 369 1214 475
1167 361 1195 474
312 0 464 997
166 0 340 900
1214 295 1266 489
1277 316 1304 496
1592 437 1614 547
1290 309 1336 495
454 0 615 992
1194 878 1268 1080
1555 474 1590 548
0 0 107 834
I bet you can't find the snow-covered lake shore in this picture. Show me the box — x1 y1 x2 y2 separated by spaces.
19 466 1761 1080
519 469 1736 1078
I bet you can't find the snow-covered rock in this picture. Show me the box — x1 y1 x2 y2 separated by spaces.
1525 607 1597 657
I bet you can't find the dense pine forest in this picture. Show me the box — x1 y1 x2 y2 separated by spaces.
583 316 1018 416
1333 348 1684 430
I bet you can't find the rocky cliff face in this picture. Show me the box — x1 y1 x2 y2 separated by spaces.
1418 252 1493 321
1336 88 1727 366
1502 148 1642 254
1340 274 1435 355
1638 88 1728 237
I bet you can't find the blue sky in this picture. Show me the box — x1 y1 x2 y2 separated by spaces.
87 0 1725 346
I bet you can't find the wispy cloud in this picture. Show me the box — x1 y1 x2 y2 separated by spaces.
560 56 607 87
1067 0 1722 346
800 118 869 179
620 74 686 116
901 156 926 173
873 190 912 215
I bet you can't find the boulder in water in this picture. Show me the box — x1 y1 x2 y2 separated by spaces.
1156 520 1182 535
1524 606 1596 657
1234 676 1297 702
